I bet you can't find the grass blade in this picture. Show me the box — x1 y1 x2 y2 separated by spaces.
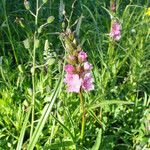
27 77 62 150
91 129 102 150
51 113 75 142
75 14 83 38
16 107 31 150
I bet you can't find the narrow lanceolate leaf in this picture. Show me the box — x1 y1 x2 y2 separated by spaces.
59 0 65 21
51 114 75 142
91 129 102 150
16 107 31 150
88 109 105 128
75 15 84 38
89 100 134 109
27 77 62 150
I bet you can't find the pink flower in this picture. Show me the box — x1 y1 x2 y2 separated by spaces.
64 64 74 74
110 2 116 12
64 73 73 83
83 62 93 71
82 73 94 91
78 51 87 62
64 74 82 93
110 21 121 41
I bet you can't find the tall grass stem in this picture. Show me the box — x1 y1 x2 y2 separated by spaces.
30 0 39 139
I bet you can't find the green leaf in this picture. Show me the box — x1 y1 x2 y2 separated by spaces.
51 114 75 142
91 129 102 150
88 109 106 129
16 107 31 150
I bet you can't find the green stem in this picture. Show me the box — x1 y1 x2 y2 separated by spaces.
108 19 115 66
30 0 39 139
79 91 85 143
35 0 39 28
108 41 115 61
30 33 36 139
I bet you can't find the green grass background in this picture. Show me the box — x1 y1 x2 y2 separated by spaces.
0 0 149 149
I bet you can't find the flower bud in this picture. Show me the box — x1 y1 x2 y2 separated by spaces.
35 39 39 49
43 0 47 3
109 21 121 41
76 65 82 73
38 26 42 33
66 55 77 64
110 0 116 12
44 40 49 51
62 22 65 29
73 39 77 46
30 67 34 74
64 64 74 74
78 51 87 62
24 0 30 10
47 16 55 24
18 65 24 73
83 62 93 71
110 2 116 12
23 38 30 49
77 45 82 52
68 32 74 41
64 36 74 52
27 88 32 96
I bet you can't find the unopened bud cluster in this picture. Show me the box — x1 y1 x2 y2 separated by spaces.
109 1 121 41
110 0 116 12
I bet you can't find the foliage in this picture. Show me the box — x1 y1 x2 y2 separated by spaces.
0 0 149 149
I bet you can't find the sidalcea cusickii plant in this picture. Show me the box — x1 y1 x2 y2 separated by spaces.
61 28 94 143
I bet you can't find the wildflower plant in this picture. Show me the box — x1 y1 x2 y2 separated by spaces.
107 0 122 68
109 0 121 41
63 31 94 93
109 20 121 41
61 28 94 141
